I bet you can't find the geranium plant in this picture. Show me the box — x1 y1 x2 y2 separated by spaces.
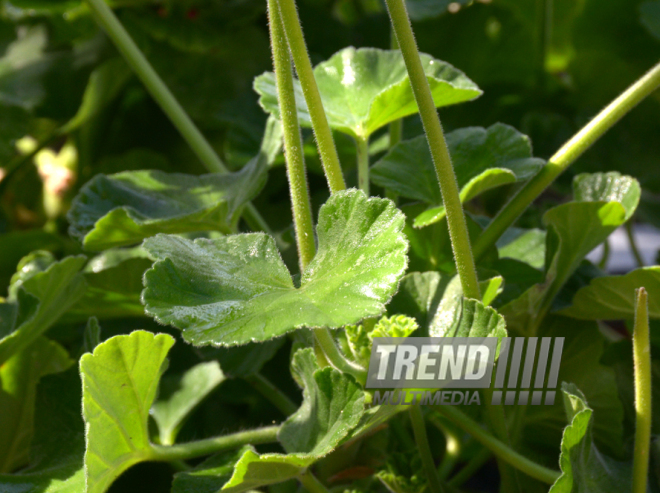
0 0 660 492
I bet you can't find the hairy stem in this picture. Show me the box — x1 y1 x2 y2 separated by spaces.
298 470 331 493
410 405 446 493
430 408 560 484
473 61 660 260
85 0 271 236
633 287 652 493
626 221 645 268
383 0 480 299
267 0 316 271
356 137 370 195
274 0 346 194
246 373 298 416
483 387 520 491
151 426 280 462
313 328 367 384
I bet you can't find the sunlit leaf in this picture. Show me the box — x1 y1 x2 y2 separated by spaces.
255 47 481 139
142 189 408 347
80 330 175 493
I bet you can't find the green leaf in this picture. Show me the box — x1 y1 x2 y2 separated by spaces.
559 266 660 320
0 338 72 472
279 348 365 455
370 315 419 339
387 271 447 329
549 383 631 493
172 446 252 493
142 189 408 347
0 255 87 365
65 247 152 322
255 47 481 139
371 124 544 227
151 361 226 446
68 156 266 251
572 171 640 222
641 1 660 40
222 450 314 493
496 227 546 270
430 298 507 339
0 368 85 492
218 349 365 493
500 172 640 333
80 330 175 493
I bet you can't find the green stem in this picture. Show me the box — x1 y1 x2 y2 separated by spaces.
389 27 403 149
473 61 660 261
598 237 610 270
430 408 560 484
383 0 480 300
313 328 367 384
626 221 645 268
246 373 298 416
150 425 280 462
633 287 652 493
447 448 491 487
298 470 331 493
482 388 520 491
356 136 370 195
274 0 346 194
267 0 316 271
84 0 273 236
410 405 446 493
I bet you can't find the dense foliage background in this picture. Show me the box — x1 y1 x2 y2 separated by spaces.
1 0 660 492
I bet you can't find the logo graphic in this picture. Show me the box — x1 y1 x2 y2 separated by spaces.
366 337 564 406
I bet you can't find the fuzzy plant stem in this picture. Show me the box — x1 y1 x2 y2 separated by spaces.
383 0 480 300
356 137 370 195
151 425 280 462
430 408 560 484
313 328 367 384
409 405 447 493
84 0 270 234
245 373 298 416
274 0 346 194
473 60 660 260
626 221 646 268
299 470 332 493
447 448 491 487
633 287 652 493
267 0 316 271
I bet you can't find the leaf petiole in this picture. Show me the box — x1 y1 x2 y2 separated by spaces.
473 61 660 260
409 404 447 493
274 0 346 194
429 407 560 484
150 425 281 462
313 328 367 385
383 0 480 300
267 0 316 271
356 136 370 195
246 373 298 416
